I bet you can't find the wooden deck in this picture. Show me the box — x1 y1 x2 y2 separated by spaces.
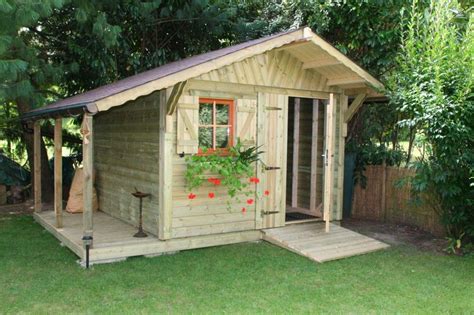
34 211 388 265
33 210 261 265
262 222 389 262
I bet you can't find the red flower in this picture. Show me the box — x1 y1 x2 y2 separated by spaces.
246 199 254 205
264 190 270 196
188 193 196 200
249 177 260 184
242 207 246 213
208 192 215 199
207 178 221 186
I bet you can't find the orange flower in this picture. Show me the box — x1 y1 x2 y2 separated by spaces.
246 199 254 205
208 192 215 199
242 207 246 213
264 190 270 196
188 193 196 200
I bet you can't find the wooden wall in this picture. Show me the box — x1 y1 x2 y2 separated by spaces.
94 92 160 235
197 50 331 92
170 91 258 238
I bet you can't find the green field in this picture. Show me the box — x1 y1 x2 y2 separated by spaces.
1 215 473 314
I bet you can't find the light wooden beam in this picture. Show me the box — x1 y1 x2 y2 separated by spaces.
323 94 336 232
307 32 384 90
166 80 187 115
344 93 367 123
327 77 366 86
310 99 319 212
336 95 349 220
274 40 311 51
33 121 42 213
302 57 341 69
291 98 300 208
54 118 63 228
158 90 173 240
82 114 94 243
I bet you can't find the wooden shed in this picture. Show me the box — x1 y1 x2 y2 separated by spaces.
24 27 388 265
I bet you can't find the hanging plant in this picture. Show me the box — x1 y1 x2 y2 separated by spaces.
184 139 264 199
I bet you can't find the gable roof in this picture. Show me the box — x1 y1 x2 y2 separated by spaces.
23 27 383 120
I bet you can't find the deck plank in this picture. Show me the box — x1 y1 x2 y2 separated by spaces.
263 222 388 263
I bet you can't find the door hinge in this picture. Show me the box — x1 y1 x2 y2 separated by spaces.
261 210 279 217
265 166 281 171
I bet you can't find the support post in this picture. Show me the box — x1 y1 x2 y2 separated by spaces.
54 118 63 228
82 114 94 244
323 94 336 232
310 99 319 212
159 90 173 240
33 121 42 213
291 98 300 208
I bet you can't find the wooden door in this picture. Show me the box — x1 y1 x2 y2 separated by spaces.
322 94 337 232
256 93 288 229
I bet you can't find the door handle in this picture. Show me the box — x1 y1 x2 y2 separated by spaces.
322 149 328 166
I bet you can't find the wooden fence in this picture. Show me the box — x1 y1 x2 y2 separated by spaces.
351 165 445 236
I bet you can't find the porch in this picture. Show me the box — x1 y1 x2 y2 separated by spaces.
33 210 261 265
34 209 388 265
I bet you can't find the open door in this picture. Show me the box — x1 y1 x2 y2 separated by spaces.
256 93 288 229
323 93 337 232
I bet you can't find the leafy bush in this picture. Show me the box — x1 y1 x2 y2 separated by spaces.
388 0 474 246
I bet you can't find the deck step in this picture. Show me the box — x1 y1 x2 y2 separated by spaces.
262 222 389 263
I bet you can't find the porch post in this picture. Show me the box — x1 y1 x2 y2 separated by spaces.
323 93 336 232
33 121 42 213
54 118 63 228
82 114 94 244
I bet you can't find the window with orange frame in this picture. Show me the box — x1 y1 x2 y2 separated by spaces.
198 98 235 153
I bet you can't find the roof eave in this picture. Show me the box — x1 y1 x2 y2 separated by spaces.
21 102 98 121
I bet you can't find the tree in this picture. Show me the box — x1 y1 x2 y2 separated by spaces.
0 0 68 201
0 0 276 200
388 0 473 247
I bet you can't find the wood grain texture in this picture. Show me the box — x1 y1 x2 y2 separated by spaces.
54 118 63 228
263 222 389 263
33 121 42 213
94 93 160 235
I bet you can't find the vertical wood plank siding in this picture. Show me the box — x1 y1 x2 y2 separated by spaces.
171 92 257 238
94 92 160 235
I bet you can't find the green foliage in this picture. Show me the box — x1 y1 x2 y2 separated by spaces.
185 140 262 198
388 0 474 243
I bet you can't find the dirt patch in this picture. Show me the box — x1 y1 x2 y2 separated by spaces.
342 218 448 254
0 200 34 215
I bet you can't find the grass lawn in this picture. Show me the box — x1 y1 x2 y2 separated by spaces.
1 215 473 314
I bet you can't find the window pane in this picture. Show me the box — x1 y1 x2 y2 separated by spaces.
216 104 229 125
199 103 213 125
216 127 230 148
198 127 213 149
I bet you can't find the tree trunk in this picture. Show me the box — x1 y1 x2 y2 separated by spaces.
16 99 54 202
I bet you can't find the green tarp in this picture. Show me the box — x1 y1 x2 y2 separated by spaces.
0 153 30 186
